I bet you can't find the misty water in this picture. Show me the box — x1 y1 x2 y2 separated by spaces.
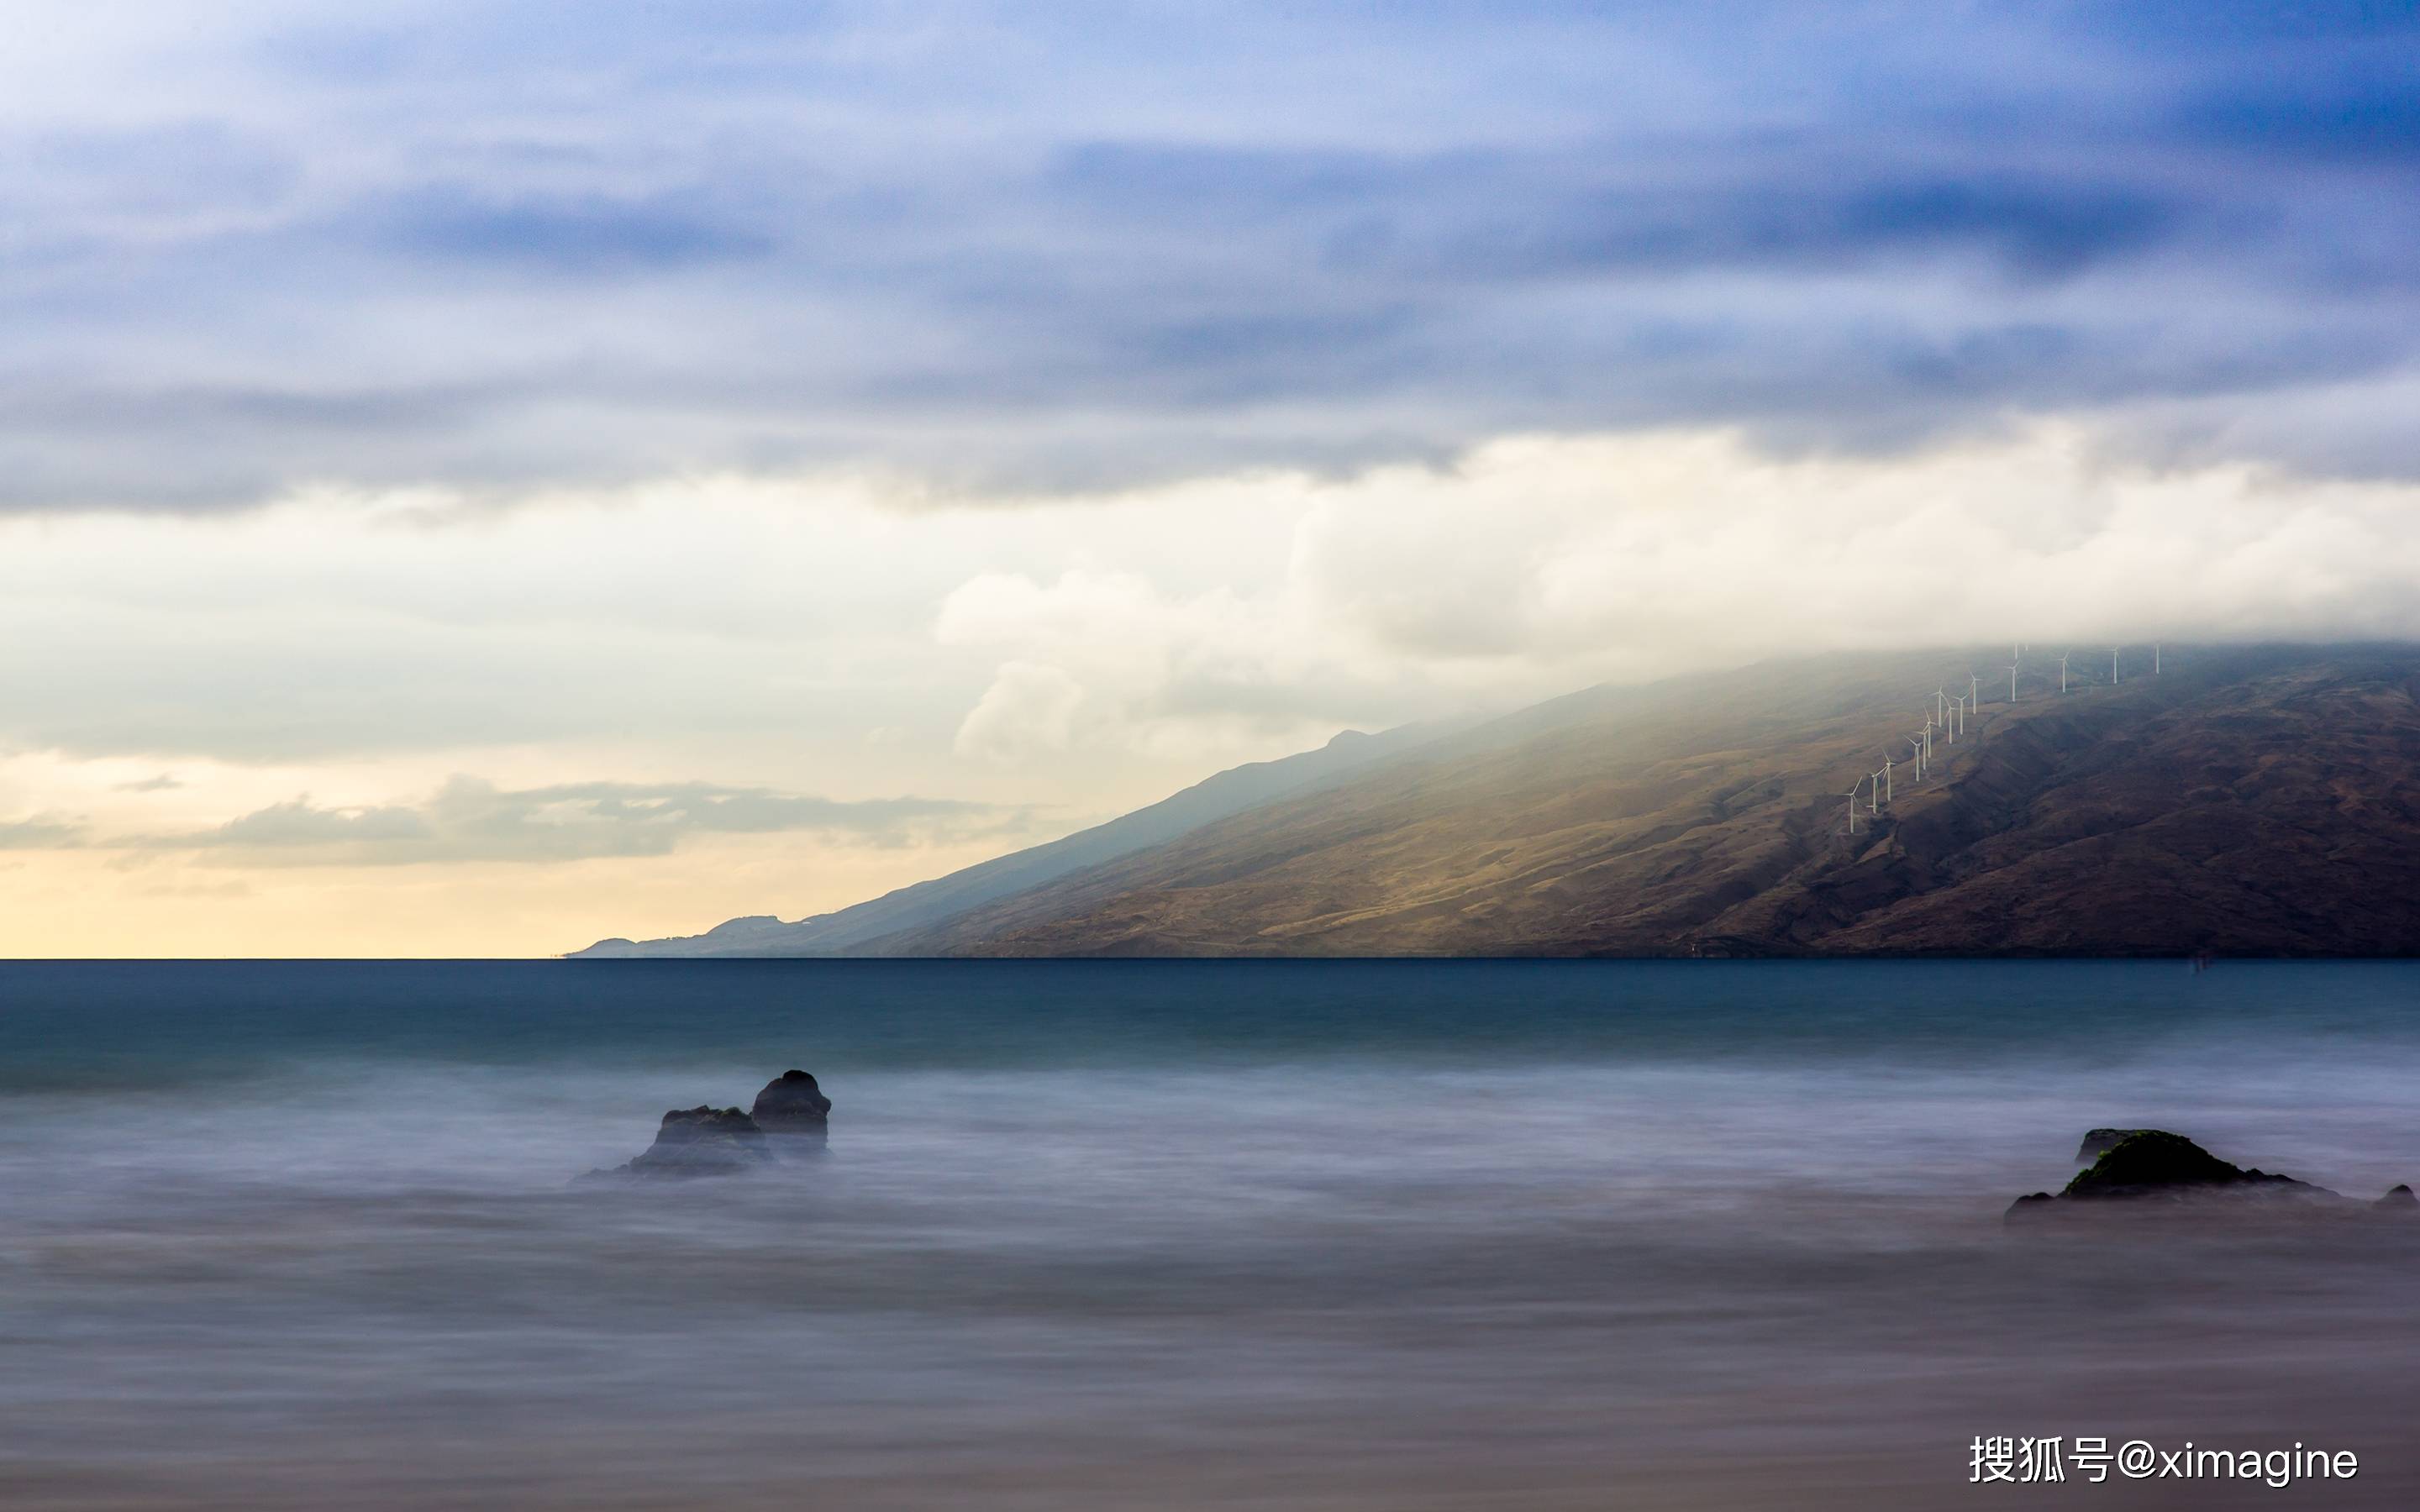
3 959 2418 1509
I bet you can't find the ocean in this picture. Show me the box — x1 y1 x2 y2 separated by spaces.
3 959 2417 1509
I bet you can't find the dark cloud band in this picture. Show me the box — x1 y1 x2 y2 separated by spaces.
2 1 2417 508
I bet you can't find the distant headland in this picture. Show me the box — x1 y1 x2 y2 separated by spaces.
573 643 2420 960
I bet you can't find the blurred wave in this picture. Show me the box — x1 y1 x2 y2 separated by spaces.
3 961 2417 1508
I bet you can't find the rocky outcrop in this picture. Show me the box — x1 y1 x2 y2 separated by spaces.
750 1069 833 1144
2061 1130 2330 1202
576 1069 837 1184
581 1105 775 1183
2076 1127 2154 1161
2009 1130 2417 1223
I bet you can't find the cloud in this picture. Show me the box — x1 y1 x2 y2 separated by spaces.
14 414 2420 783
381 187 775 274
136 879 255 900
1291 428 2420 671
951 661 1089 762
3 2 2419 508
929 424 2420 758
937 569 1355 762
135 775 1028 866
0 816 83 850
112 774 185 792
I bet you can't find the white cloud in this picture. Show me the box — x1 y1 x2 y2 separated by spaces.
929 423 2420 764
950 661 1089 763
1294 426 2420 669
17 420 2420 790
938 568 1358 762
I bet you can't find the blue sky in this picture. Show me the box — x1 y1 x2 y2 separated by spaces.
3 3 2419 953
5 1 2416 507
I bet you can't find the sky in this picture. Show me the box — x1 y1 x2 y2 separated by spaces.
3 1 2417 955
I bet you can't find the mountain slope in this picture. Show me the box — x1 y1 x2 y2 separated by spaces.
568 718 1460 958
856 644 2420 957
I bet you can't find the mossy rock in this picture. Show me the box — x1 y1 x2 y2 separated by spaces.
2076 1127 2156 1161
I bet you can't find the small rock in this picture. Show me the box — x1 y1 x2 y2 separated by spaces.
581 1105 774 1183
2009 1130 2347 1222
750 1069 833 1147
2005 1192 2057 1219
2061 1130 2331 1200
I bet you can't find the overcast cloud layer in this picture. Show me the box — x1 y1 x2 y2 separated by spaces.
5 0 2418 507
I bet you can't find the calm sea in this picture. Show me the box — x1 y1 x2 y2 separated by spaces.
3 959 2417 1509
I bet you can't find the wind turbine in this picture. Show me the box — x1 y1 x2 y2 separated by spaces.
1909 733 1926 780
1881 752 1894 803
2154 642 2160 675
1968 670 1981 714
2007 663 2019 703
1870 767 1886 814
2112 647 2121 685
1844 780 1861 835
2057 651 2070 693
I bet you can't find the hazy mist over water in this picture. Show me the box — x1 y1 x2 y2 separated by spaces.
4 960 2419 1509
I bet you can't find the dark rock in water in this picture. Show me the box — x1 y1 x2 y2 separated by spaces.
576 1071 840 1184
581 1105 774 1183
2009 1131 2420 1227
2062 1130 2332 1201
2008 1130 2355 1223
750 1069 833 1145
2077 1127 2156 1162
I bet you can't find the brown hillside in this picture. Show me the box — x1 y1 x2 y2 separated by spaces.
863 645 2420 957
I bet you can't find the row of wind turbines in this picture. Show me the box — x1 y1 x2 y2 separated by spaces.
1841 641 2160 837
